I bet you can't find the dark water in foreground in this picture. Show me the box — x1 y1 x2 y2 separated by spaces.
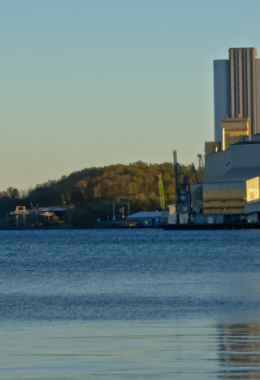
1 229 260 379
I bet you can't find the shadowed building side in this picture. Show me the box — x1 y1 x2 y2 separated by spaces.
214 60 230 142
257 59 260 134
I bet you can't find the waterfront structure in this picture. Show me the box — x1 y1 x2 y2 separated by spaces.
168 132 260 223
163 47 260 225
126 211 168 226
214 48 260 141
199 47 260 219
166 47 260 225
203 134 260 215
10 206 69 227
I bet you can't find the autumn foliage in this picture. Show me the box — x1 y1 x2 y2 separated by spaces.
0 161 204 222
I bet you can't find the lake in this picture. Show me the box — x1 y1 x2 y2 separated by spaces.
1 229 260 379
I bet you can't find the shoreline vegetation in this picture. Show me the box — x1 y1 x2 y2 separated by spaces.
0 162 204 229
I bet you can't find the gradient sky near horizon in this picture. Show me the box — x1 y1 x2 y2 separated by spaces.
1 0 260 191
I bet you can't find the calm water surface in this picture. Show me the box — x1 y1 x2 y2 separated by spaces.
1 229 260 379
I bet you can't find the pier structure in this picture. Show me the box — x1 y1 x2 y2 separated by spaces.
10 206 68 228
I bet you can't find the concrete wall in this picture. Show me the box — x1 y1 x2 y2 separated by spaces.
204 206 244 214
205 142 260 182
205 141 221 155
244 202 260 214
224 134 246 151
203 182 246 214
231 143 260 167
252 134 260 142
192 214 225 224
214 60 230 142
246 212 259 223
167 204 176 224
205 149 231 181
246 176 260 201
179 214 189 224
193 214 205 224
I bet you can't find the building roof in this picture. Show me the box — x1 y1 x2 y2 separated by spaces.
221 117 249 122
126 211 168 220
41 207 68 212
229 47 256 49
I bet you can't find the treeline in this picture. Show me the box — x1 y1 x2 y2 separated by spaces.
0 161 204 223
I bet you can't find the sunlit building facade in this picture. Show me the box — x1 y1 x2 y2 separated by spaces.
214 47 260 141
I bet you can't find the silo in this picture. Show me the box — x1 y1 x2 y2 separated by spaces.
214 60 231 142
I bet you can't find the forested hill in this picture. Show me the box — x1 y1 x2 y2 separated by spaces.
0 161 204 219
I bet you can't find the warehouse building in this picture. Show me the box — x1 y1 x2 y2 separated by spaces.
194 46 260 223
200 133 260 222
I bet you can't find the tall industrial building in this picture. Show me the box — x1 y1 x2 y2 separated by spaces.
214 47 260 141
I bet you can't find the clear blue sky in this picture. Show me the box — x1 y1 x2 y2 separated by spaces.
1 0 260 190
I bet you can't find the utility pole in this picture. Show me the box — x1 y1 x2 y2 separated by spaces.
36 204 39 224
113 202 115 221
158 174 167 223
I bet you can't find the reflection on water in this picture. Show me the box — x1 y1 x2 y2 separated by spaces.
0 322 219 379
218 323 260 379
1 322 260 379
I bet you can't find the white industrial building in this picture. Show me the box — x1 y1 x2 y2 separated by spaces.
167 135 260 225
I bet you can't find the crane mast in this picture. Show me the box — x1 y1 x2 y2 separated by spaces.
173 150 191 222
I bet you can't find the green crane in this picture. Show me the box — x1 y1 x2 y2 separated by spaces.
158 174 167 223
